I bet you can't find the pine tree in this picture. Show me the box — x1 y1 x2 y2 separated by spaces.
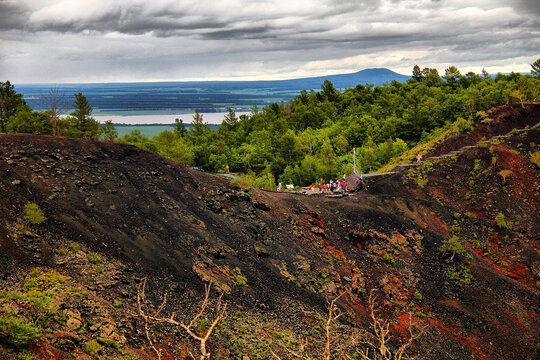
189 108 209 141
0 81 25 132
223 107 238 127
70 92 98 139
72 92 92 121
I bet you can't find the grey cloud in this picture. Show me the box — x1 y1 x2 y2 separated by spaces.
0 1 30 30
30 11 230 37
515 0 540 16
2 0 538 83
23 1 380 39
202 26 273 40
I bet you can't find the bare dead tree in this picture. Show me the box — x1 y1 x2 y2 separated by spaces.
38 87 70 136
136 278 167 359
270 338 313 360
269 292 345 360
323 293 343 360
350 289 426 360
268 289 426 360
136 278 227 360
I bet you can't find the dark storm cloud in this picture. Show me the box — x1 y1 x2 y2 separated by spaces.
23 0 385 39
515 0 540 15
203 26 274 40
28 4 225 35
1 0 538 83
19 0 539 50
0 1 30 30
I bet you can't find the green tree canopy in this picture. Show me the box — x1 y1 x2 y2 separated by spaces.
99 120 118 142
7 106 52 135
0 81 26 132
411 65 423 82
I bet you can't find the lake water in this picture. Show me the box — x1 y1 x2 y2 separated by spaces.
94 111 250 125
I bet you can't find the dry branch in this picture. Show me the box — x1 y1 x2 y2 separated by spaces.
268 292 345 360
38 87 70 136
354 289 427 360
136 278 226 360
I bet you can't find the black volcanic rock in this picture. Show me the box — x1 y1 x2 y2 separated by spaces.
0 104 538 360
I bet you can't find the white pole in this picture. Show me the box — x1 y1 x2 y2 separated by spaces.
353 148 357 174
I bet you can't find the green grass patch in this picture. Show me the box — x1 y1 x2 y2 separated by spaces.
0 315 41 348
495 213 513 230
23 203 46 226
444 265 473 285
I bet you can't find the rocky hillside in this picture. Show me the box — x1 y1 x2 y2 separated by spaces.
0 103 538 360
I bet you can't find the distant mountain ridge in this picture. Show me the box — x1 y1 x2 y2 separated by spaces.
17 68 409 88
271 68 410 89
15 68 410 114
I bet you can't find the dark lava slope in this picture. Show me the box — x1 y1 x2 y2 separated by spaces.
0 104 538 360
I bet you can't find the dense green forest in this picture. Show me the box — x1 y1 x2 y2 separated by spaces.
1 63 539 189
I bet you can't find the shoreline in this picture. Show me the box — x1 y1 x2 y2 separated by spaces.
89 111 250 125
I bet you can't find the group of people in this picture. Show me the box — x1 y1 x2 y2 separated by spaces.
277 164 405 193
312 175 351 194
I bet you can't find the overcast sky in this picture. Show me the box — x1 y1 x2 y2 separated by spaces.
1 0 539 83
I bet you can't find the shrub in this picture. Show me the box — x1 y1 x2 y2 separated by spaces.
197 318 211 334
97 337 119 350
439 236 472 261
405 162 433 188
236 276 248 287
68 242 80 252
69 242 81 252
0 314 41 348
414 290 422 301
16 350 37 360
530 151 540 168
55 247 68 256
87 253 101 265
444 265 473 285
84 339 104 359
23 268 67 291
230 173 256 191
498 170 513 183
452 117 473 134
253 172 276 191
495 213 513 230
230 268 248 287
93 264 103 275
476 110 491 123
449 222 461 235
23 203 46 225
469 239 484 249
381 253 396 267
